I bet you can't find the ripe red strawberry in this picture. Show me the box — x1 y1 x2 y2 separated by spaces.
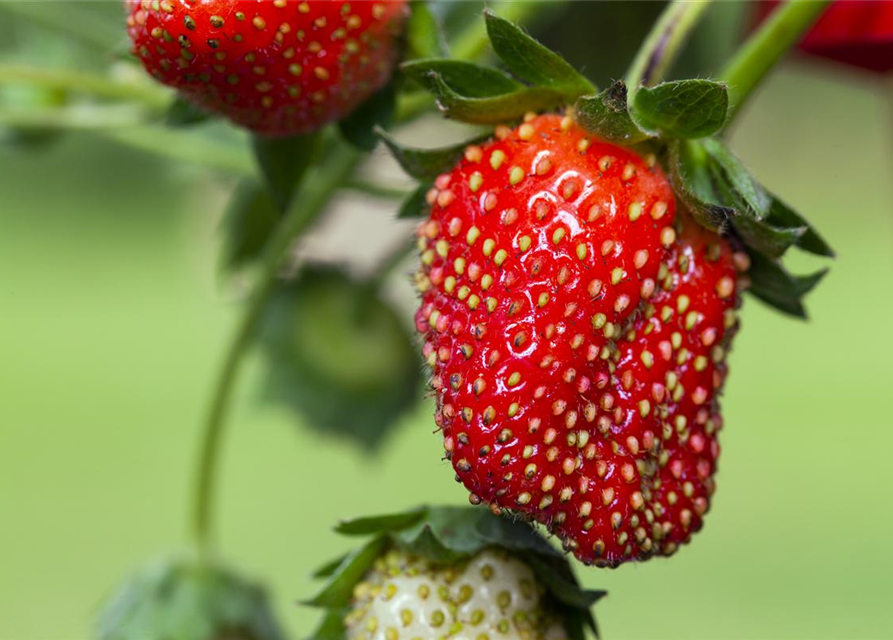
126 0 408 136
757 0 893 73
415 113 744 566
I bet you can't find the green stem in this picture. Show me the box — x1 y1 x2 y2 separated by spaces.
721 0 830 121
343 179 410 200
0 1 121 51
0 63 171 112
191 143 361 555
0 105 150 131
97 127 254 175
626 0 714 96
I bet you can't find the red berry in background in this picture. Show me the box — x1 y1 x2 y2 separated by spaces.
126 0 408 136
758 0 893 73
414 113 745 566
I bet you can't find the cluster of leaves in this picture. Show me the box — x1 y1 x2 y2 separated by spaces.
383 10 833 318
305 506 606 640
96 560 282 640
259 266 422 449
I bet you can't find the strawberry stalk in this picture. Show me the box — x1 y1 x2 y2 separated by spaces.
626 0 715 95
191 142 362 556
722 0 832 121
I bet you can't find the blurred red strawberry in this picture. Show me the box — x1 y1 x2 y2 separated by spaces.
758 0 893 73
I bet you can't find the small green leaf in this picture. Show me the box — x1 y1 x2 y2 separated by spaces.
311 555 348 580
525 555 607 611
394 507 489 562
259 266 422 449
406 1 448 59
765 195 835 257
97 559 283 640
700 137 771 217
746 252 828 319
304 537 389 608
426 73 567 124
575 81 652 144
165 97 209 127
220 180 281 270
398 184 432 219
483 10 595 97
307 609 348 640
632 79 729 139
732 215 805 259
335 508 428 536
338 83 395 151
252 132 322 213
378 127 487 181
668 140 735 232
402 59 522 97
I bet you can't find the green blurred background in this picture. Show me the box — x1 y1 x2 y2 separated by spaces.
1 2 892 639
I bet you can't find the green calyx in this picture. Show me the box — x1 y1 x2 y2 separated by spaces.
258 265 422 449
388 8 833 319
96 559 282 640
304 506 605 640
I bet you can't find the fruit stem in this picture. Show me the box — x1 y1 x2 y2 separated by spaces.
0 63 171 112
721 0 830 122
0 1 121 51
191 142 362 557
626 0 714 95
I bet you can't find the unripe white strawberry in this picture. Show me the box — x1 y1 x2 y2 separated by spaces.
344 549 569 640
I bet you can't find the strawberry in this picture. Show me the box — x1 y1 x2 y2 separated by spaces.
306 506 603 640
757 0 893 73
414 113 743 566
126 0 408 136
345 548 570 640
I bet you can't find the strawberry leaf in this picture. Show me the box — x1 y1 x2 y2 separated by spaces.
311 555 349 580
700 137 771 217
252 132 322 213
97 559 283 640
335 508 427 536
220 180 281 271
165 97 210 127
303 537 389 607
258 266 422 449
575 81 652 144
746 252 828 319
406 0 448 59
632 79 729 139
765 194 835 257
668 140 735 232
731 214 806 259
483 10 595 97
377 127 487 181
424 73 568 124
338 83 396 151
308 609 348 640
398 184 432 219
402 59 522 97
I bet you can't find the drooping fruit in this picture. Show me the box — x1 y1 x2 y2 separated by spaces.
126 0 408 135
414 113 743 566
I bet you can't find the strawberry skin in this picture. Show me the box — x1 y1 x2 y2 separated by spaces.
564 215 740 565
416 115 745 566
126 0 408 136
